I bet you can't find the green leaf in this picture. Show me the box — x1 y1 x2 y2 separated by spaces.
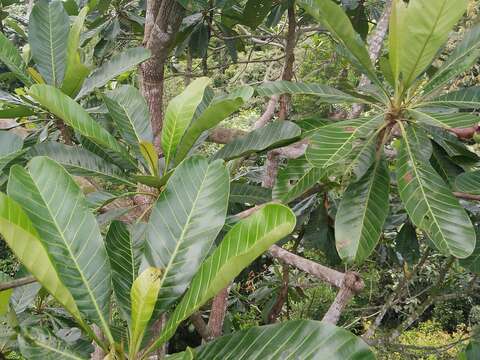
455 170 480 195
335 159 390 264
102 85 153 150
241 0 273 29
460 228 480 274
147 203 296 354
396 222 420 264
273 157 323 204
396 124 475 258
174 87 253 165
0 131 23 173
28 0 70 86
106 221 145 320
139 141 159 176
430 142 463 186
28 84 133 163
129 267 162 357
230 183 272 205
423 23 480 95
296 117 328 137
306 115 384 168
29 142 134 185
213 121 301 161
0 105 35 118
76 47 151 99
390 0 468 90
143 156 229 314
62 7 90 96
18 328 91 360
0 272 13 316
162 77 211 168
7 157 113 342
168 320 374 360
0 32 32 85
0 193 83 324
299 0 380 89
421 87 480 109
410 110 479 128
256 81 367 104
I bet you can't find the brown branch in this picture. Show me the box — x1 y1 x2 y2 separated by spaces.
253 96 278 129
267 262 290 323
0 276 36 291
453 192 480 201
190 312 210 341
206 286 230 340
448 126 479 139
207 127 246 144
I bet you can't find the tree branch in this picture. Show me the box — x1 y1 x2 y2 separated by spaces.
0 276 36 291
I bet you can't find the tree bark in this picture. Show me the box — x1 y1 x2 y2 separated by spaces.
207 286 230 340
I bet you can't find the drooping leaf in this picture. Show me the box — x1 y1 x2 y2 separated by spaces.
306 115 384 168
0 131 23 173
167 320 374 360
29 0 70 86
273 157 323 204
423 23 480 95
335 159 390 264
146 203 296 353
396 124 475 258
143 156 229 314
102 85 153 150
174 87 253 164
129 267 162 357
62 7 90 96
11 281 41 314
395 222 420 265
299 0 381 89
430 142 463 186
256 81 368 104
76 47 151 99
29 142 134 185
162 77 211 168
389 0 468 90
0 32 32 85
28 84 133 164
455 170 480 195
410 110 479 129
421 87 480 109
213 121 301 161
7 157 113 340
104 221 144 320
0 193 83 325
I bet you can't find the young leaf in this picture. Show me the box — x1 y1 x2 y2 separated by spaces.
28 0 70 86
0 32 32 85
143 156 229 314
213 121 301 161
62 7 90 96
129 267 162 357
76 47 151 99
146 203 296 354
162 77 211 168
167 320 374 360
335 159 390 264
396 124 475 258
7 157 113 342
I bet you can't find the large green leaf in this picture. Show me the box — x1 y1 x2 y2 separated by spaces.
61 7 90 96
76 47 151 99
143 156 229 314
29 0 70 86
241 0 273 29
410 110 479 129
0 193 83 325
335 159 390 264
256 81 367 104
421 87 480 109
162 77 211 168
423 23 480 95
28 84 133 163
29 142 134 185
306 115 384 169
389 0 468 90
299 0 380 89
168 320 374 360
106 221 145 320
146 203 296 354
396 124 475 258
0 32 32 85
455 170 480 195
129 267 162 357
102 85 153 150
7 157 113 342
273 157 323 204
213 121 301 161
174 87 253 165
0 131 23 173
230 183 272 205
